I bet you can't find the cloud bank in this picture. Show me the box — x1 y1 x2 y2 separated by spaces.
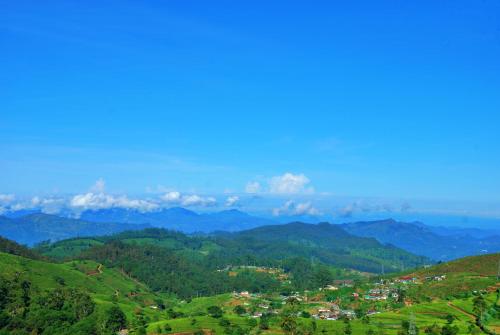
272 200 320 216
245 173 314 195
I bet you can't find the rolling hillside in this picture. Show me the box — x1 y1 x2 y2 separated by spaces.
397 253 500 301
0 243 171 334
1 232 498 334
38 223 430 275
215 221 430 273
413 252 500 277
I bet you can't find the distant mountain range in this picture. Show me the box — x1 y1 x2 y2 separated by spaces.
0 208 277 245
424 224 500 239
77 207 277 232
0 213 149 246
1 208 499 261
341 218 500 261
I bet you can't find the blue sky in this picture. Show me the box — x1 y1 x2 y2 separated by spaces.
1 1 500 223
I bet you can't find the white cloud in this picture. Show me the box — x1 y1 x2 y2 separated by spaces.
0 195 66 215
69 180 159 212
338 200 394 218
31 196 41 206
181 194 217 207
339 203 356 218
0 194 15 204
272 200 320 216
28 196 66 214
113 196 159 212
90 178 106 193
225 195 239 207
70 192 158 212
0 194 15 215
272 200 294 216
245 181 261 194
294 201 320 216
269 173 314 194
160 191 217 207
70 192 112 209
160 191 182 203
401 202 412 212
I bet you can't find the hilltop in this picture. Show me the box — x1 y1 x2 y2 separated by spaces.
215 221 429 273
392 253 500 301
413 253 500 277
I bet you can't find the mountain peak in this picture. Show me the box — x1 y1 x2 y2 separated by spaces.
165 207 199 216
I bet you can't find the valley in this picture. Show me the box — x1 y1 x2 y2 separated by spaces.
0 220 498 334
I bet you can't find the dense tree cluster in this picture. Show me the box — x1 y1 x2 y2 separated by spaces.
0 236 44 260
0 276 126 335
80 240 282 298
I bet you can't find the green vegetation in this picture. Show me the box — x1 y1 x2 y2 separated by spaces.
0 275 128 335
1 229 499 334
35 238 104 259
38 224 429 274
36 226 427 299
213 222 429 273
0 236 45 260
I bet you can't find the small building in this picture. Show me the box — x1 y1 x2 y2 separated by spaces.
333 279 354 287
240 291 250 297
325 285 339 291
340 310 356 319
397 276 415 284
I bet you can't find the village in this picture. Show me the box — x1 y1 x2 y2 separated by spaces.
226 271 449 322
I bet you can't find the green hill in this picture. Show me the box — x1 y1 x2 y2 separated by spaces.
0 235 45 260
42 223 430 273
35 237 105 259
400 253 500 301
0 251 166 316
34 224 431 299
214 222 430 273
414 253 500 277
0 248 174 334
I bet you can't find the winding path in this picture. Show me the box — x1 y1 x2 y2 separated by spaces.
446 302 475 321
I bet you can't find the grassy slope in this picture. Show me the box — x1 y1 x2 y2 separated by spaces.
406 253 500 299
0 251 169 320
39 238 105 259
414 253 500 277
